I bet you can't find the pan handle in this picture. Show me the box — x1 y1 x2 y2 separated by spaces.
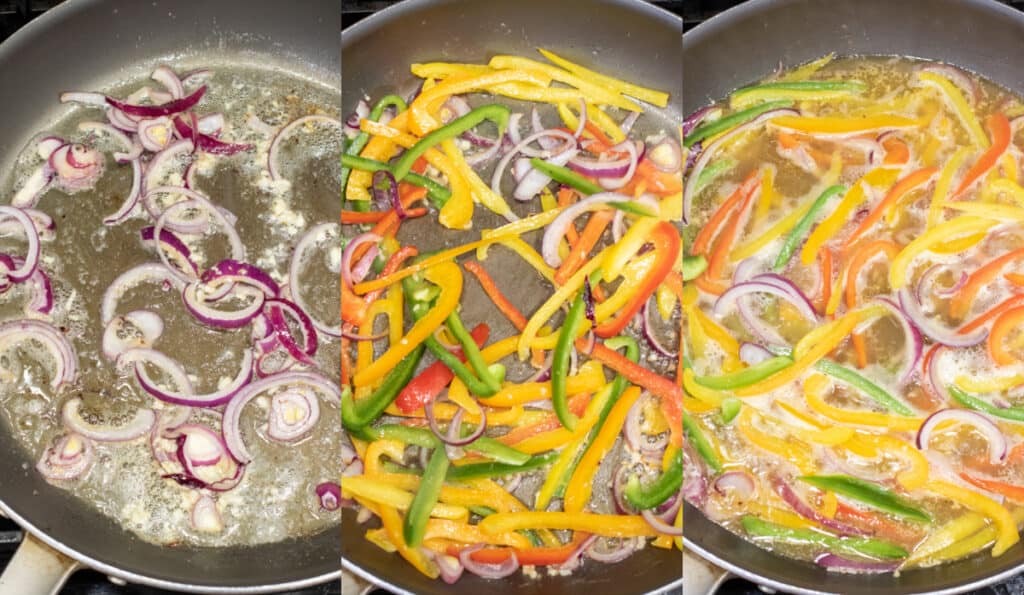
0 533 80 595
684 549 730 595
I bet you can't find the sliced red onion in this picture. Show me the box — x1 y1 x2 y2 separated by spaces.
141 225 198 280
341 232 381 289
345 100 370 137
597 141 642 190
435 552 465 585
183 281 265 328
739 343 774 365
36 433 94 481
897 287 987 347
714 471 757 500
684 105 719 137
640 508 682 536
268 387 321 442
268 115 341 181
101 262 185 325
60 91 107 107
191 495 224 533
49 143 104 193
491 128 577 199
814 553 901 573
917 408 1007 464
683 443 709 507
684 108 799 224
574 99 589 138
101 310 164 360
107 107 140 133
291 223 340 337
138 117 175 152
21 261 53 317
143 140 194 194
541 192 629 267
623 397 669 455
872 297 923 385
459 545 520 579
425 400 486 447
265 298 318 365
586 536 638 564
157 197 244 265
568 152 634 179
222 372 339 463
714 277 818 323
9 166 54 209
102 159 142 225
0 207 40 282
171 116 253 155
513 148 578 201
106 85 206 118
772 477 871 536
641 299 677 358
0 319 76 389
138 349 253 407
151 66 184 99
917 264 968 300
316 482 341 511
62 398 155 442
118 348 194 396
77 121 139 163
201 259 278 297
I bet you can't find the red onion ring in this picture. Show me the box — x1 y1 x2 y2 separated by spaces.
897 287 987 347
640 508 681 536
62 398 155 442
151 65 184 99
458 545 520 579
290 223 340 337
36 433 94 481
106 85 206 118
101 310 164 360
191 495 224 533
137 349 253 407
268 115 341 181
101 263 185 325
267 387 321 442
541 192 630 267
140 226 199 281
341 232 381 289
265 298 318 365
0 207 40 283
0 319 77 390
316 482 341 511
917 408 1007 464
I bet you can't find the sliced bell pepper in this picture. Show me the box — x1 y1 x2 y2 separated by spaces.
771 113 921 135
685 100 794 148
741 516 908 560
844 167 938 248
479 511 659 538
394 323 489 413
917 71 989 148
774 184 845 271
799 475 930 523
730 80 865 110
624 447 683 510
889 216 996 289
951 112 1011 199
927 480 1019 556
950 248 1024 319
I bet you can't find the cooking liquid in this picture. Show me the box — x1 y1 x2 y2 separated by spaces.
0 63 341 546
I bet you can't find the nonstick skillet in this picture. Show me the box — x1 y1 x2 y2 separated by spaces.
341 0 683 593
683 0 1024 593
0 0 340 592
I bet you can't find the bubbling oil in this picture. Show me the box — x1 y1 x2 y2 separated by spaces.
0 63 340 546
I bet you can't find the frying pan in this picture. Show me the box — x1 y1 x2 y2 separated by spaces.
0 0 340 592
683 0 1024 593
341 0 682 593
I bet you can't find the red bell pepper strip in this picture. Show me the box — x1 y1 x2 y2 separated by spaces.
844 167 938 249
950 248 1024 319
951 112 1011 199
595 222 680 338
394 323 490 413
446 532 592 566
342 283 370 326
463 261 530 331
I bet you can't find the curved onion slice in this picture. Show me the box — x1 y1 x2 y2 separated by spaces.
106 85 206 118
316 482 341 511
137 349 253 407
101 263 185 325
458 545 520 579
222 372 339 463
191 495 224 533
138 116 175 152
586 536 639 564
640 508 682 536
772 476 871 536
49 143 104 193
714 471 757 500
36 433 94 481
0 319 77 389
513 148 578 201
102 159 142 225
77 121 140 163
118 347 194 395
897 287 987 347
268 115 341 181
268 387 321 442
265 298 318 365
62 398 155 442
151 65 184 99
541 192 629 267
917 408 1007 464
0 207 40 283
291 223 341 337
201 259 278 297
102 310 164 360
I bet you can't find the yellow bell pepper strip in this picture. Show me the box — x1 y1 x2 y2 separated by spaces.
745 502 817 530
844 167 938 248
365 527 398 553
682 370 726 408
410 62 493 80
889 216 997 289
342 476 469 522
740 517 908 560
688 306 741 364
987 177 1024 205
355 235 511 295
774 184 845 271
343 94 408 209
379 504 439 579
753 165 777 225
480 511 659 538
563 387 642 513
486 82 588 105
944 200 1024 222
352 262 461 387
844 433 929 490
479 361 605 407
537 48 670 107
736 407 816 474
348 110 411 202
802 375 923 433
594 222 680 337
927 146 973 227
424 519 533 549
956 373 1024 393
407 71 546 136
487 55 642 112
927 480 1019 556
951 112 1011 199
364 439 407 476
371 473 513 512
918 70 989 148
778 53 835 82
918 524 999 564
769 113 921 135
441 138 517 220
730 80 866 110
906 512 988 566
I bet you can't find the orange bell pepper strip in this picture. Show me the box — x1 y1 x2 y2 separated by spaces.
882 136 910 165
844 240 900 368
463 260 530 331
446 532 591 566
690 170 758 256
834 501 925 547
622 159 684 197
496 394 590 445
818 248 834 315
960 473 1024 504
698 174 760 294
844 167 938 248
960 294 1024 335
594 221 680 338
988 305 1024 365
950 248 1024 319
555 210 614 285
342 284 370 327
951 113 1012 200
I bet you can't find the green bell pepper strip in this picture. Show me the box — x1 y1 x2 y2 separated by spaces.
682 255 707 281
355 424 530 466
341 345 425 430
446 312 503 394
684 99 794 148
683 412 722 474
773 185 846 271
814 359 915 416
550 336 639 499
949 385 1024 422
741 516 908 560
692 159 737 197
799 475 931 523
624 447 683 510
404 446 449 547
720 397 742 424
552 289 587 431
422 335 501 397
342 94 409 210
529 158 604 196
392 104 510 181
730 81 866 108
447 452 558 481
341 154 450 208
692 355 793 390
